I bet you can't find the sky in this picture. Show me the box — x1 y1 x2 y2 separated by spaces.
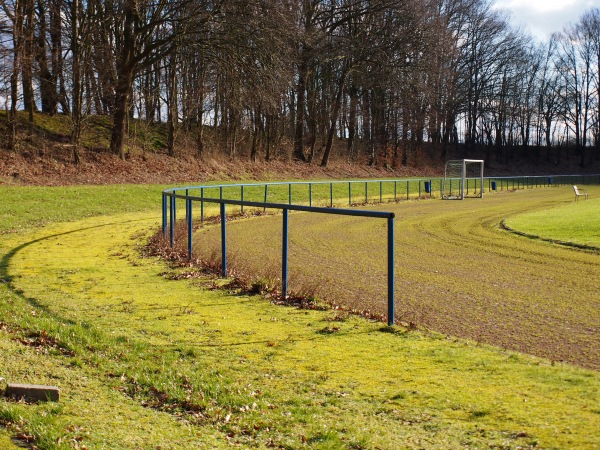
492 0 599 41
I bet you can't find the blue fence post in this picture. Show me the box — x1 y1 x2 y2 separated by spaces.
187 198 193 260
365 181 368 204
241 186 245 214
330 183 333 207
387 214 395 327
349 182 352 205
185 189 189 221
220 202 227 277
264 185 268 213
380 181 383 203
169 195 175 248
309 183 313 207
162 194 167 238
201 187 205 225
394 181 397 201
406 180 409 200
282 208 289 298
289 183 292 205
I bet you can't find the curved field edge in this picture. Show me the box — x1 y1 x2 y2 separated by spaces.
0 185 598 449
501 221 600 253
503 194 600 249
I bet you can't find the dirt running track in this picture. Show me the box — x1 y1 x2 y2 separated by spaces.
193 186 600 370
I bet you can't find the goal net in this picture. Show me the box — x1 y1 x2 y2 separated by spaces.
442 159 484 200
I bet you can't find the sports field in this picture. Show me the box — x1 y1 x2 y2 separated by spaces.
1 183 599 448
192 185 600 370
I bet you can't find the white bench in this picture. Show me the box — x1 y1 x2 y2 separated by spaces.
573 185 588 201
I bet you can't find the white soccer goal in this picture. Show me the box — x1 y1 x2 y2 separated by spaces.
442 159 484 200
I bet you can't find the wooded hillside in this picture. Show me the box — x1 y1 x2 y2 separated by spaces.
1 0 599 171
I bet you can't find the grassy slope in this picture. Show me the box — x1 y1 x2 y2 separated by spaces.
0 184 170 232
0 185 599 449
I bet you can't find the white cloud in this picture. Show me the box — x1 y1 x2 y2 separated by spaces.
494 0 578 13
492 0 598 41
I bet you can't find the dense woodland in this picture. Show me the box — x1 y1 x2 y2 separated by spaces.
1 0 599 170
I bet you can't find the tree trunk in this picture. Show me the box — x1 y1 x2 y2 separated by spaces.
321 64 348 167
36 0 55 114
49 0 62 113
250 109 259 162
347 87 357 161
70 0 82 164
7 0 25 150
22 0 36 121
110 1 136 159
167 51 178 157
110 74 133 159
293 51 309 161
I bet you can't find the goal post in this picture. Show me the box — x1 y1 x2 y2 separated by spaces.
442 159 484 200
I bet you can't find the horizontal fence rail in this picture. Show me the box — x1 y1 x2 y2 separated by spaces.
163 173 599 327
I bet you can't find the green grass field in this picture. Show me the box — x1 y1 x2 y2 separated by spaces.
505 193 600 248
1 183 599 449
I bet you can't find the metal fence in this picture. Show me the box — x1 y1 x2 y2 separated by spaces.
162 173 599 327
162 192 396 325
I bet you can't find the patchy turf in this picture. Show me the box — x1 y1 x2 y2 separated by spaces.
1 184 599 448
190 185 600 370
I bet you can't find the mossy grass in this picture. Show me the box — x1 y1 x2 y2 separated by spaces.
0 183 599 448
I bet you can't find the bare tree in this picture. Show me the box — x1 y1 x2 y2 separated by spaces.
556 18 597 167
580 8 600 157
2 0 26 149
